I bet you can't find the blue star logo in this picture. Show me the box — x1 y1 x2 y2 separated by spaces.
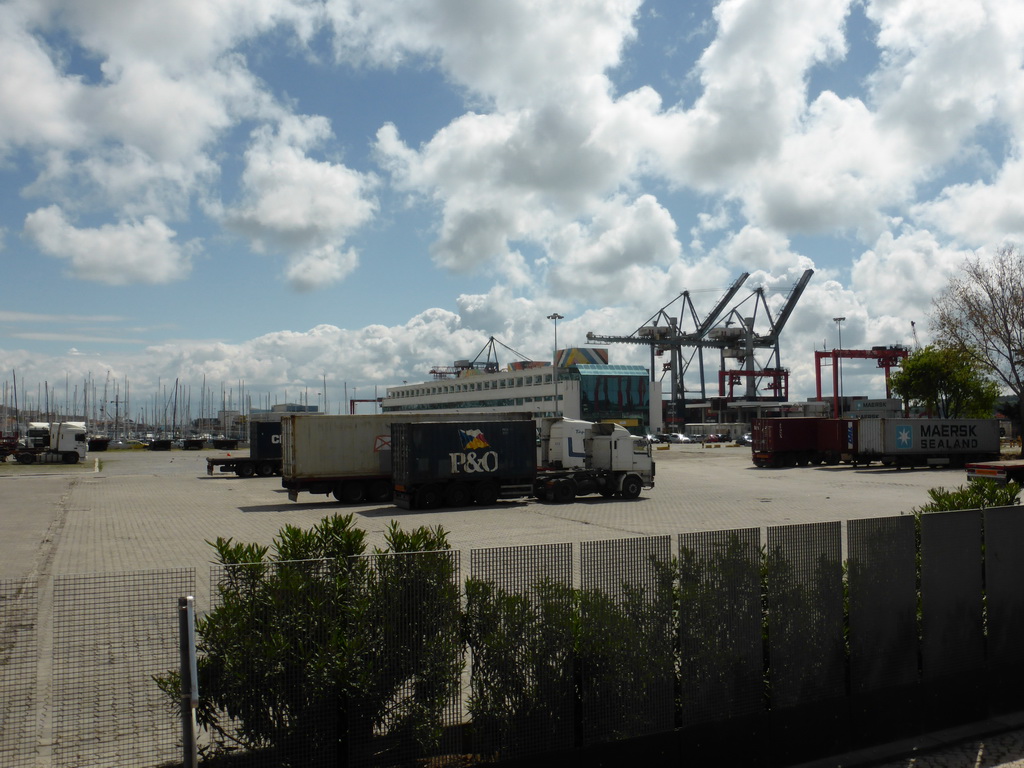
896 426 913 449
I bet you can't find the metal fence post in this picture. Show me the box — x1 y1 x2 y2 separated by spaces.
178 596 199 768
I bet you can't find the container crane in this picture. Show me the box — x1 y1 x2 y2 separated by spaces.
587 269 813 423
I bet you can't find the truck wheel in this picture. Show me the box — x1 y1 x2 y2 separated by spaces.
473 482 499 506
367 479 392 502
257 462 275 477
443 483 471 508
551 480 576 504
16 452 35 465
334 482 365 504
621 475 643 499
62 452 79 464
416 485 443 510
236 463 255 478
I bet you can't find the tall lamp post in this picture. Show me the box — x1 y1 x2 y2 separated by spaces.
547 313 563 416
833 316 846 413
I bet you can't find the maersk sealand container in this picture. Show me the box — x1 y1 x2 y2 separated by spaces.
854 418 1000 467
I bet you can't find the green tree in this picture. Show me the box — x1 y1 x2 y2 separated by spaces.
889 344 999 418
931 245 1024 451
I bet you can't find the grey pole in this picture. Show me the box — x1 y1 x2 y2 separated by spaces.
547 313 563 416
178 596 198 768
833 317 846 413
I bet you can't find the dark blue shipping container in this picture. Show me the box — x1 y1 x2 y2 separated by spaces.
249 421 283 461
392 420 537 492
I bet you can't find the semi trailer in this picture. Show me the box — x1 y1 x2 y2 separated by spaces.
965 458 1024 485
206 421 283 478
280 411 534 503
751 417 1000 469
392 417 655 510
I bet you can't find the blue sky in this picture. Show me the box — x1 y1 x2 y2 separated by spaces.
3 0 1024 418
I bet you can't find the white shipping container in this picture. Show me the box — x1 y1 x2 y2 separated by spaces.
281 411 535 498
857 418 1000 457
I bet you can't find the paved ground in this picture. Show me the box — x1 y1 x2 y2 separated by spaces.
0 442 985 589
2 443 1022 767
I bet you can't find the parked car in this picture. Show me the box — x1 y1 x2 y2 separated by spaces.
736 432 753 446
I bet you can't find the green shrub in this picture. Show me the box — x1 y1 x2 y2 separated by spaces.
156 514 456 767
911 479 1021 514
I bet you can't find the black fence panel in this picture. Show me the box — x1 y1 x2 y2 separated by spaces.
765 521 845 707
52 568 195 768
579 535 674 746
675 529 766 767
677 528 764 726
847 515 918 693
0 579 37 768
847 515 920 745
983 505 1024 713
467 543 574 760
920 509 985 728
349 550 464 768
765 521 846 765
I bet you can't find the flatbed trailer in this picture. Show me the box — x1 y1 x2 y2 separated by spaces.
965 459 1024 485
206 421 282 478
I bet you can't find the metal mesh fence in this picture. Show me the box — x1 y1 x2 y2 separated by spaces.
847 516 918 693
765 522 845 709
579 535 674 745
466 543 574 760
13 505 1024 767
0 579 37 768
349 550 463 768
677 529 764 726
206 558 345 767
51 568 195 768
920 510 985 680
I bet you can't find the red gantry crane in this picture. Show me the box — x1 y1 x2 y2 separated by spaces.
814 346 909 416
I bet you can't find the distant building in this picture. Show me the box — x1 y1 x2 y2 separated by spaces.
382 349 661 434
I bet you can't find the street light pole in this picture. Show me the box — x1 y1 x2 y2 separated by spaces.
833 316 846 414
547 313 563 416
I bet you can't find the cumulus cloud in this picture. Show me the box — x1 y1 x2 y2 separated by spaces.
910 157 1024 246
226 115 378 288
326 0 642 108
23 205 195 284
851 229 971 318
285 244 360 292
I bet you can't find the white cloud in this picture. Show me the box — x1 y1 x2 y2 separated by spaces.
851 229 972 318
327 0 641 108
52 0 321 73
23 205 195 284
0 4 85 156
910 157 1024 246
867 0 1024 163
226 115 378 288
284 244 359 291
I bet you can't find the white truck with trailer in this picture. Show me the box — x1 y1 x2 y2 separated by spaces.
534 417 656 502
391 416 656 509
280 411 534 503
11 421 88 464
